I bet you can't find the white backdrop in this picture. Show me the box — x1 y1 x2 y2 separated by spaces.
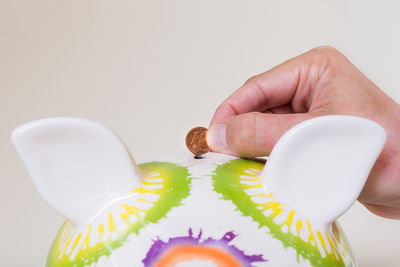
1 1 399 266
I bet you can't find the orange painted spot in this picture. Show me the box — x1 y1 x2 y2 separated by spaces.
154 245 242 267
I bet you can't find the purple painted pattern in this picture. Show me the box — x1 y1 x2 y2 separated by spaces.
142 229 267 266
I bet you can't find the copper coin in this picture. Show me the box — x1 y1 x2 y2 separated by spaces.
185 126 210 155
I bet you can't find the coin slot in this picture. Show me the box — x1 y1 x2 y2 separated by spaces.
242 157 267 163
194 154 205 159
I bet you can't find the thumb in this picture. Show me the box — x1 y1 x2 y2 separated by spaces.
207 112 315 157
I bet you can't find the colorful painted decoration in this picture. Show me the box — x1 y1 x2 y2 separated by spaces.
142 229 267 267
12 116 386 266
45 162 191 267
213 159 351 267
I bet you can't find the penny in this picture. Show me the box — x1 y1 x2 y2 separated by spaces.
185 126 210 155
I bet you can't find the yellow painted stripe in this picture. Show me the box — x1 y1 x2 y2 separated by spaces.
68 233 82 256
307 219 317 247
317 230 328 255
78 225 92 252
325 229 339 259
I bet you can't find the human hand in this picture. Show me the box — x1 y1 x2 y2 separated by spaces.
207 46 400 219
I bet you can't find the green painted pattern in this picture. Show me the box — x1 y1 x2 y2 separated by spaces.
212 158 347 267
46 162 191 267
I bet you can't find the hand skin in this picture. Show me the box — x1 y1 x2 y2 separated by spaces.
207 46 400 219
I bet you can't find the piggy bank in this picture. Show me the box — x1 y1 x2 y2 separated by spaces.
12 115 386 267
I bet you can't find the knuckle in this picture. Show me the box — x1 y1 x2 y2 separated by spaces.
313 45 337 52
308 45 344 62
243 75 259 87
310 45 339 55
302 46 344 83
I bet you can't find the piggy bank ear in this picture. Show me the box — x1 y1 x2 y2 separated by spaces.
12 118 142 227
261 115 386 227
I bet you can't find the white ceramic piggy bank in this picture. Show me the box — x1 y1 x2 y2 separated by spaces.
12 115 386 267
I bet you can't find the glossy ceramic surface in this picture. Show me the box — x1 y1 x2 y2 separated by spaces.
12 116 386 267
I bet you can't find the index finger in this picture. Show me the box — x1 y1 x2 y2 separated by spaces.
209 53 306 126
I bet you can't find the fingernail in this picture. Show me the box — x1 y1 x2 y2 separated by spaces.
207 124 227 152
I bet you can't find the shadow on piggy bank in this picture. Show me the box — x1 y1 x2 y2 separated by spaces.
12 115 386 267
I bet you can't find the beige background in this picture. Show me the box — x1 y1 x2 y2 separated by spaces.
1 1 400 266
